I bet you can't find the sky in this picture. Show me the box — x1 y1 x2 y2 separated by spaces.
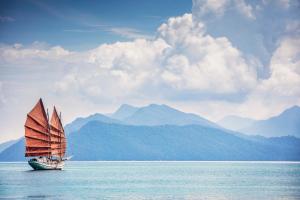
0 0 299 142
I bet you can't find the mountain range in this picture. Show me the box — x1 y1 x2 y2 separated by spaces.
218 106 300 137
116 104 218 128
64 113 122 134
108 104 139 120
0 139 18 153
1 121 299 161
64 104 219 134
0 104 299 161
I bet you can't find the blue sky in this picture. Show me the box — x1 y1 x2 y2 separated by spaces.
0 0 191 50
0 0 299 142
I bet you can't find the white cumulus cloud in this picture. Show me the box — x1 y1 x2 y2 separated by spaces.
0 2 299 141
53 13 257 101
192 0 255 19
158 14 257 93
192 0 230 17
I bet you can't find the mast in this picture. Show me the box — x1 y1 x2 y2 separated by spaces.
24 98 51 157
59 112 62 158
49 106 66 159
46 108 50 159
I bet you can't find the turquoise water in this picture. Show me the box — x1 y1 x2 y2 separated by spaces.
0 162 299 200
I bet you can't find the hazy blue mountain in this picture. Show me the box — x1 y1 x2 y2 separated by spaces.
0 139 18 153
110 104 139 120
123 104 219 128
241 106 300 137
2 105 299 161
2 121 299 161
64 113 121 134
65 104 219 136
0 138 25 161
66 122 299 161
218 115 256 131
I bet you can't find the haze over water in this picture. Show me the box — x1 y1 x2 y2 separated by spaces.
1 161 299 200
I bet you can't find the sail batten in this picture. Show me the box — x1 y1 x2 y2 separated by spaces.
25 125 50 136
24 99 51 157
50 106 66 158
27 114 48 128
26 146 51 148
26 151 51 154
24 99 66 159
50 132 65 137
25 135 50 142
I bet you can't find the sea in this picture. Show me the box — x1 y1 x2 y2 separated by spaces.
0 161 299 200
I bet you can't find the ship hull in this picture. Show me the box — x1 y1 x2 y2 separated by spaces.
28 158 64 170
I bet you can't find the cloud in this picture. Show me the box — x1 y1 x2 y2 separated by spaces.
52 13 257 103
0 42 71 66
192 0 230 17
0 82 6 106
263 0 293 9
63 26 152 39
233 34 300 118
158 14 257 94
259 35 300 97
183 33 300 119
285 20 300 35
0 13 258 111
0 16 15 22
262 0 300 9
0 2 299 141
107 27 153 39
235 0 255 19
192 0 255 19
63 29 98 33
56 38 168 101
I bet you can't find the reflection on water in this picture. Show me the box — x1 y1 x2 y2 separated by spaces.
0 161 300 200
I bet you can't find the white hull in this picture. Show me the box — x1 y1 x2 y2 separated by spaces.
28 157 65 170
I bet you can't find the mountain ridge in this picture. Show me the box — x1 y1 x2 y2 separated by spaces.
110 104 139 120
240 105 300 137
1 121 299 161
64 113 122 134
218 115 257 131
217 105 300 138
0 139 18 153
64 103 220 135
121 104 219 128
0 104 300 160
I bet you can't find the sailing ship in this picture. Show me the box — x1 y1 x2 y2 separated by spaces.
24 98 67 170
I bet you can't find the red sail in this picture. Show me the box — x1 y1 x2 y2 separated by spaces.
49 107 66 157
24 99 51 157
